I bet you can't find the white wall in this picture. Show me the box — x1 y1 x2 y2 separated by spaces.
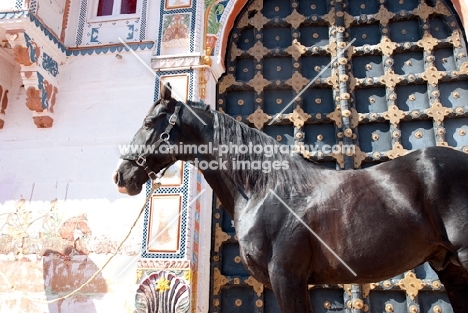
0 49 157 312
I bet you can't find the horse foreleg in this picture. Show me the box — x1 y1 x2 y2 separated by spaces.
434 263 468 313
268 264 312 313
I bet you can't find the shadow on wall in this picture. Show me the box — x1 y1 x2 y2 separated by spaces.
41 214 108 313
43 254 108 312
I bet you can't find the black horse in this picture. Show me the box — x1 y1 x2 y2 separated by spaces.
114 87 468 313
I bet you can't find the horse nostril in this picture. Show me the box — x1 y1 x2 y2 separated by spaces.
113 172 120 184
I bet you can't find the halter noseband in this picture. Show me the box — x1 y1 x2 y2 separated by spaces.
121 102 181 181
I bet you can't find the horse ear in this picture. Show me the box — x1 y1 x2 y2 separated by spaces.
161 82 172 100
147 99 160 115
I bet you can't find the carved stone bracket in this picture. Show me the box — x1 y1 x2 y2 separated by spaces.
5 28 62 128
23 71 58 128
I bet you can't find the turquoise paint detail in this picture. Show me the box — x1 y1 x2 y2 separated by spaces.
127 24 135 40
42 52 59 77
90 28 99 43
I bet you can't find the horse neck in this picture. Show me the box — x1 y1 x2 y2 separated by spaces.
175 108 327 216
176 109 241 216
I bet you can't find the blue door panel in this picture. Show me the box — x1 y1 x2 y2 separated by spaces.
395 84 429 111
393 51 425 75
358 123 392 153
213 0 468 312
302 87 334 114
355 87 388 113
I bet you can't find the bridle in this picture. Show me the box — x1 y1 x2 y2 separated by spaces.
121 102 181 181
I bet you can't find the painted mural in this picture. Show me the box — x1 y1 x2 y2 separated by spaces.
161 13 191 55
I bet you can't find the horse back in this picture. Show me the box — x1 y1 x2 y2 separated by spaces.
379 146 468 263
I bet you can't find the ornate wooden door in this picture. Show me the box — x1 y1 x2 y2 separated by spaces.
211 0 468 312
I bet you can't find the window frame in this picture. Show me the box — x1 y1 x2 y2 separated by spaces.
87 0 141 22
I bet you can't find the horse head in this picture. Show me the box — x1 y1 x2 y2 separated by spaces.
114 83 210 195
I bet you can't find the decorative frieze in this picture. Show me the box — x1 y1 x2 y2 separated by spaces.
152 55 201 71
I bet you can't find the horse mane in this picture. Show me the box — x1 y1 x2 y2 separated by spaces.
186 100 210 111
212 111 314 194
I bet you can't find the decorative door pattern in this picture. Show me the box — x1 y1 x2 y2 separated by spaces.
211 0 468 312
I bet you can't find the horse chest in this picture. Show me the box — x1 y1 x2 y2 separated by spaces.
234 206 266 249
234 203 271 279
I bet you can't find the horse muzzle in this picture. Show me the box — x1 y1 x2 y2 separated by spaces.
113 171 130 194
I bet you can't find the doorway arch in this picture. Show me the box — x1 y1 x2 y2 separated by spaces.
210 0 468 312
